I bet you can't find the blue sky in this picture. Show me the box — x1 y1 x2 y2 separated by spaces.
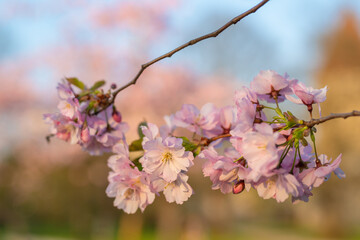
1 0 360 89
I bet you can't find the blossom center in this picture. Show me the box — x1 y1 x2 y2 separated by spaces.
65 102 72 109
266 179 275 188
257 143 267 150
124 188 134 199
161 152 173 163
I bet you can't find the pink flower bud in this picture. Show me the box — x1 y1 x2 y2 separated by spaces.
233 180 245 194
112 110 122 123
81 127 90 143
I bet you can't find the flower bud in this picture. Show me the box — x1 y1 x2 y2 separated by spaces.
301 137 308 146
111 83 117 89
81 127 90 143
112 109 122 123
253 118 262 124
232 180 245 194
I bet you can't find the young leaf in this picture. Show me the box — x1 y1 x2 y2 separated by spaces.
66 77 86 90
193 146 202 157
180 137 198 152
129 139 143 152
90 80 106 91
132 156 143 171
310 128 316 143
137 121 148 139
86 101 96 112
275 108 284 118
78 90 92 98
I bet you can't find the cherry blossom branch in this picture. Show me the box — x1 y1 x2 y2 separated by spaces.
93 0 270 114
198 111 360 147
305 110 360 128
201 133 232 146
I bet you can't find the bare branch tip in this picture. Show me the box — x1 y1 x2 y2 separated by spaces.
105 0 271 105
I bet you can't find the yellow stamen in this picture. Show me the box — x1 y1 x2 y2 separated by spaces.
161 152 173 163
124 188 134 199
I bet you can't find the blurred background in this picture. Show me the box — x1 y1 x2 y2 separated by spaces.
1 0 360 239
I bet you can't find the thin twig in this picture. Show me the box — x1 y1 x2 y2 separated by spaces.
305 110 360 128
187 111 360 148
93 0 270 114
201 133 232 146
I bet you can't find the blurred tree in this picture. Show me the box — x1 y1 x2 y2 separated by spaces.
307 11 360 237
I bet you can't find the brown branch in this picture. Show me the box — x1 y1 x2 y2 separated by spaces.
93 0 270 114
200 133 232 146
305 110 360 128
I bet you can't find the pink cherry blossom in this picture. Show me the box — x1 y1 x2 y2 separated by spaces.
286 81 327 115
81 114 129 155
291 186 313 204
80 127 91 143
315 154 345 180
106 144 155 214
106 168 155 214
250 70 294 103
140 123 194 182
234 86 258 104
255 170 304 203
299 168 325 189
159 115 177 138
286 82 327 106
112 109 122 123
230 98 258 153
219 105 236 131
200 147 247 194
235 98 257 129
172 103 222 137
162 172 193 204
57 98 80 119
141 122 159 144
107 143 133 172
43 113 81 144
241 123 280 181
57 81 75 100
280 145 314 172
299 154 345 190
45 68 349 210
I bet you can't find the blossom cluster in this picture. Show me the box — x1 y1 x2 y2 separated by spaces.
106 123 195 213
44 78 128 155
45 70 345 214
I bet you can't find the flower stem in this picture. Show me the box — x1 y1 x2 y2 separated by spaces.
275 98 280 110
262 105 277 111
310 128 318 160
291 147 298 173
278 141 292 167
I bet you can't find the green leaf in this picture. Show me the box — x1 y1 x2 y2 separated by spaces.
293 128 303 139
310 128 316 143
45 134 55 143
294 139 299 148
86 101 96 112
78 90 92 98
90 80 106 91
193 146 202 157
129 139 143 152
301 137 308 146
132 156 143 171
66 77 86 90
137 121 148 138
286 121 296 128
180 137 198 152
275 108 284 118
